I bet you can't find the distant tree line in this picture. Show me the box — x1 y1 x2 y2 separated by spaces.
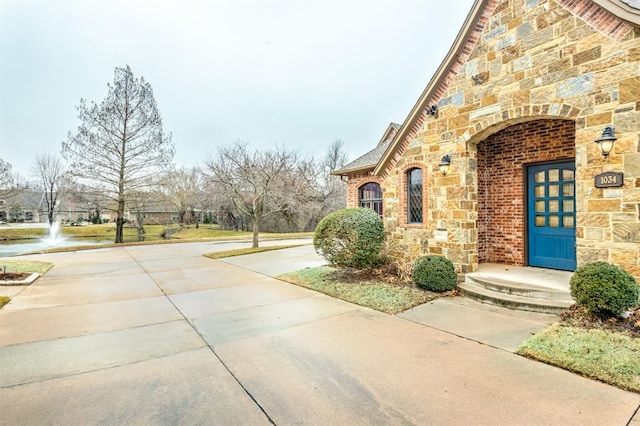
204 139 347 247
1 65 347 244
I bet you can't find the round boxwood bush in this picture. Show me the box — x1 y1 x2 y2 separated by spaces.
412 255 457 292
313 207 384 269
570 261 639 318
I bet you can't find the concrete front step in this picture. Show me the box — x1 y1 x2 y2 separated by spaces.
458 281 574 314
465 274 574 302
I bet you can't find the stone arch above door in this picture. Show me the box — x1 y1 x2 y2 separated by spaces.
465 104 581 146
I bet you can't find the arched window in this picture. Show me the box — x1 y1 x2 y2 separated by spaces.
358 182 382 216
407 168 422 223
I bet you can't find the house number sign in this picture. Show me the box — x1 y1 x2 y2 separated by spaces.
594 171 623 188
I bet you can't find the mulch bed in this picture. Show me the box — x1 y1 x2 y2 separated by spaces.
327 264 458 297
329 264 413 286
560 304 640 338
1 272 30 281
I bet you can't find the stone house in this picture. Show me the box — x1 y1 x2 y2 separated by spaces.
335 0 640 282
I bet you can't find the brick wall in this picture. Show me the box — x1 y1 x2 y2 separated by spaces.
477 119 576 265
346 172 383 209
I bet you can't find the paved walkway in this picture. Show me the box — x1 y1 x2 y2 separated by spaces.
1 241 639 425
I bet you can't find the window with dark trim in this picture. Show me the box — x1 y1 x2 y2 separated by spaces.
358 182 383 217
407 168 422 224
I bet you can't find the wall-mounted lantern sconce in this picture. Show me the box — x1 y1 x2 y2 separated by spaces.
595 126 616 158
426 105 438 116
439 154 451 176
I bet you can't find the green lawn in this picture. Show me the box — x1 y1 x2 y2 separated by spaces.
518 324 640 393
278 266 437 314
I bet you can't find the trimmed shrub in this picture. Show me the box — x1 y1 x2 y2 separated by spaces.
313 208 384 269
570 261 639 318
412 255 457 292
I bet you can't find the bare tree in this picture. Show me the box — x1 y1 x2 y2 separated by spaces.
204 141 297 247
159 166 203 225
127 189 153 239
62 65 174 243
0 159 34 198
31 153 66 226
319 138 348 211
325 139 349 175
0 158 12 193
285 139 347 231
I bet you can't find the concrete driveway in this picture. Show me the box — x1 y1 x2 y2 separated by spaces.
1 241 638 425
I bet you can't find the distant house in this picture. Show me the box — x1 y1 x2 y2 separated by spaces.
0 190 186 225
334 0 640 282
0 191 45 223
125 198 181 225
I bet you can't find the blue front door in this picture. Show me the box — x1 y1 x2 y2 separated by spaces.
527 162 576 270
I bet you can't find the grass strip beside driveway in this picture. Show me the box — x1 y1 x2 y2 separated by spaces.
0 259 54 310
278 266 436 314
204 244 304 259
0 259 54 274
518 324 640 393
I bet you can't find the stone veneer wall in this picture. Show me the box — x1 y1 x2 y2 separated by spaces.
379 0 640 280
477 119 575 265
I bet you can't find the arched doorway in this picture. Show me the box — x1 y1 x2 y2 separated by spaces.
476 119 576 270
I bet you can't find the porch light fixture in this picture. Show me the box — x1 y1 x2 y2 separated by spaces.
595 126 616 158
439 154 451 176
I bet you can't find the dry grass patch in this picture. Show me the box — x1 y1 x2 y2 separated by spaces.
278 266 438 314
0 224 166 241
0 259 54 310
204 244 304 259
0 227 47 240
62 224 164 238
0 259 54 274
171 226 251 240
173 227 313 240
518 323 640 393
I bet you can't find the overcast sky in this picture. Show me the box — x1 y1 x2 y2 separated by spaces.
1 0 472 176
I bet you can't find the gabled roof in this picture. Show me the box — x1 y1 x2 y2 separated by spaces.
1 191 45 210
373 0 640 176
376 122 401 147
595 0 640 24
373 0 496 176
333 123 400 176
333 139 393 176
